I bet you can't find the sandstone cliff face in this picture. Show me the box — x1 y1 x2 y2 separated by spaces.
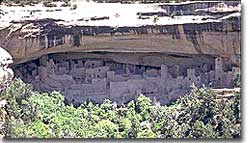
0 18 240 64
0 1 241 65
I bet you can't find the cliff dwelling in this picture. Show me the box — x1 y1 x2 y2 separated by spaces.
12 52 240 105
0 1 241 105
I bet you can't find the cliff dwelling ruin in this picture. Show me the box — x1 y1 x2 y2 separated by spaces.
0 0 241 105
13 52 240 105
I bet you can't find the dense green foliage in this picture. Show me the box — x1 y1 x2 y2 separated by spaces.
0 79 241 138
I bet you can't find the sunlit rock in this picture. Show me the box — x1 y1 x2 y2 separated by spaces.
0 47 14 90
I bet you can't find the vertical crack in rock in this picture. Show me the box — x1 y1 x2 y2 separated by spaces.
73 34 81 47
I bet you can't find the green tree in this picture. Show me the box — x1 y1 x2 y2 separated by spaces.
0 79 241 138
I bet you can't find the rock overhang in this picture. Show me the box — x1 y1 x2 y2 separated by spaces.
0 1 241 64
